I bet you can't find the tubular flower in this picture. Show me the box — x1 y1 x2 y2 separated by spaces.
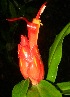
7 2 47 85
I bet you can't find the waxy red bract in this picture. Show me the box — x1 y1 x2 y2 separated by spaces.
7 2 47 85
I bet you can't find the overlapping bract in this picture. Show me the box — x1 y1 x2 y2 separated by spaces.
18 34 44 85
7 2 47 85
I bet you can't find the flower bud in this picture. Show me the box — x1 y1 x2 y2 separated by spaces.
18 2 47 85
7 2 47 85
18 35 44 85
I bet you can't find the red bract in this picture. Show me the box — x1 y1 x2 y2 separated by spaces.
18 36 44 85
7 2 47 85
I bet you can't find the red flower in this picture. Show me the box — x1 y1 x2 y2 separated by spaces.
18 35 44 85
7 2 47 85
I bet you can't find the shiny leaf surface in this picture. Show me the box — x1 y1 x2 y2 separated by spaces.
57 82 70 95
12 79 29 97
27 80 62 97
47 23 70 82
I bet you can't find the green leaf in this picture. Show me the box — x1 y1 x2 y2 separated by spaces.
12 79 29 97
46 22 70 82
1 0 7 14
27 85 40 97
27 80 62 97
9 1 17 17
57 82 70 95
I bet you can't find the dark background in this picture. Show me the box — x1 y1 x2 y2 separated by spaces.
0 0 70 97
